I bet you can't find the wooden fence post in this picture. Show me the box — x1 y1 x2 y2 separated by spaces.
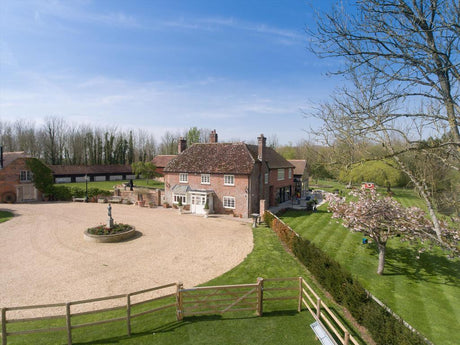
126 294 131 337
344 331 350 345
1 308 7 345
65 303 72 345
176 282 183 321
256 277 264 317
316 298 321 320
297 277 302 312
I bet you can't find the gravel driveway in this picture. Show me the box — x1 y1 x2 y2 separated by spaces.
0 202 253 312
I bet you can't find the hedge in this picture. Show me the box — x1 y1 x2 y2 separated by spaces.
264 210 427 345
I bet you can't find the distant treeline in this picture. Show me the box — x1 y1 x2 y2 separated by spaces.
0 117 212 165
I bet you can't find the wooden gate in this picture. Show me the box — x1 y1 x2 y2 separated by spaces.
176 282 260 320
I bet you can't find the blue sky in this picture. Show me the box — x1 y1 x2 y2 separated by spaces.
0 0 342 145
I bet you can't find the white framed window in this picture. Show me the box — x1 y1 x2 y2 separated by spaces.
191 195 206 205
224 174 235 186
223 196 236 209
20 170 32 182
173 194 187 204
201 174 210 184
179 173 188 183
288 168 292 179
264 172 269 185
277 169 285 181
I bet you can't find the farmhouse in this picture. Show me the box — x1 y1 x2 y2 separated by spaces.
163 131 294 217
0 149 42 203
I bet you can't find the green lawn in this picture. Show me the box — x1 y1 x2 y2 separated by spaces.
5 226 359 345
55 178 164 191
281 205 460 345
0 210 13 223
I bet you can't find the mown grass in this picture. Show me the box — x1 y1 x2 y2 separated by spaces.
0 210 13 223
4 225 359 345
281 204 460 345
55 179 164 191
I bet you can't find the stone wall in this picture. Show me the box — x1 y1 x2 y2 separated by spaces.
113 187 162 206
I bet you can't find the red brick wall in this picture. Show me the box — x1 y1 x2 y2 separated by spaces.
0 158 41 202
165 172 250 217
268 167 295 205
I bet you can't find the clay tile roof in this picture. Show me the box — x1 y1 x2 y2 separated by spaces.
152 155 176 168
2 151 28 167
288 160 307 176
165 142 294 174
50 164 132 175
164 143 256 174
246 145 294 170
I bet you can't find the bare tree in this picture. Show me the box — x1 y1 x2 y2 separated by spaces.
312 70 459 242
42 116 67 165
311 0 460 144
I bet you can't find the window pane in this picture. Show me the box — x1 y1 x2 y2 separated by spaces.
223 196 235 209
277 169 284 181
201 174 210 184
179 173 188 183
224 175 234 185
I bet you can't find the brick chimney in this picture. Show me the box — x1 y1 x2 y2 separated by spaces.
209 129 218 143
257 134 266 161
178 137 187 153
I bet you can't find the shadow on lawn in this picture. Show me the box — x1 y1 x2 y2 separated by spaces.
72 320 187 345
366 243 460 285
71 311 302 345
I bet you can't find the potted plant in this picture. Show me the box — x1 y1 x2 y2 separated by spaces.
163 202 169 208
203 199 210 218
178 199 184 214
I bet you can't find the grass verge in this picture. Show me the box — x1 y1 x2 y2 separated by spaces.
0 210 13 223
281 206 459 345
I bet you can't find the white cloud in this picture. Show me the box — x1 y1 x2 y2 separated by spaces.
159 15 303 45
0 70 310 143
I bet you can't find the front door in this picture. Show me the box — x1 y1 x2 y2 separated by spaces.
22 184 36 201
191 194 206 214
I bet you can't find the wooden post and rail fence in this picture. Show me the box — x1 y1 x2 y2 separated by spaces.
1 277 359 345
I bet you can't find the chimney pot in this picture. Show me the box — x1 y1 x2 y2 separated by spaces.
257 134 266 161
209 130 218 143
178 137 187 153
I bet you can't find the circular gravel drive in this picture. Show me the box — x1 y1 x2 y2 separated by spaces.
0 203 253 308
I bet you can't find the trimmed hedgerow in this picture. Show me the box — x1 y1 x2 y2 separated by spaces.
265 210 427 345
49 185 72 201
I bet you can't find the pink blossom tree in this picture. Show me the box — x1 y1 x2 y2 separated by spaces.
326 189 458 275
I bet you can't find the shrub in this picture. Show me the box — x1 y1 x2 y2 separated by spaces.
87 188 111 199
71 187 85 198
50 186 72 201
87 223 133 235
265 210 428 345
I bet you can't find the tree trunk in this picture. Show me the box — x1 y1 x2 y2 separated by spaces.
377 243 386 275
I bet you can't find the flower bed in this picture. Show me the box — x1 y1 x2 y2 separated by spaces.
84 223 137 243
